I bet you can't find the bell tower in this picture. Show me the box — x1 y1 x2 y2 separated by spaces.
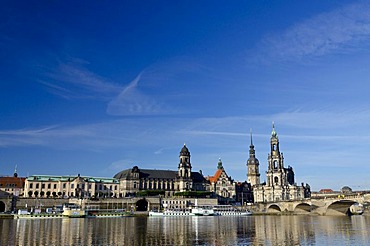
178 144 192 191
247 130 260 186
267 122 285 187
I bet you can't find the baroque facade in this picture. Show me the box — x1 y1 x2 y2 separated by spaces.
248 124 311 203
207 158 236 203
24 174 119 198
113 144 209 197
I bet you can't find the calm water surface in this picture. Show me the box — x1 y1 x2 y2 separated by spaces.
1 215 370 245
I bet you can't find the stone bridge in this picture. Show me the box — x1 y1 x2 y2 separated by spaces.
256 193 370 215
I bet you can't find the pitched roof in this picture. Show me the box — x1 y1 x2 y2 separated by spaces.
27 175 118 183
114 167 208 183
0 176 26 188
114 168 177 180
208 169 223 183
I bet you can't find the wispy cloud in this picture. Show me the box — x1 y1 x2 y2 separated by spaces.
40 58 122 100
106 72 167 115
253 2 370 63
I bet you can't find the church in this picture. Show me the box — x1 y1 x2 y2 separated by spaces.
247 123 311 203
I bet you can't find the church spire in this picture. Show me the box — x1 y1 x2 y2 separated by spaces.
249 129 255 157
271 121 277 138
250 128 253 146
247 129 260 186
14 164 18 178
217 158 223 169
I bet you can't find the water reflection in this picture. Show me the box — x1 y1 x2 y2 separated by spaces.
1 216 370 245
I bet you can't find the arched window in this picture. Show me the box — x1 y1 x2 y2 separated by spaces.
274 177 279 183
274 161 278 169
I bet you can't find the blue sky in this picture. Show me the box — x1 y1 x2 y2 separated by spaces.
1 1 370 191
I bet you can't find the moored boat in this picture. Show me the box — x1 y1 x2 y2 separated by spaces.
149 208 193 216
62 204 86 218
191 205 214 216
213 205 252 216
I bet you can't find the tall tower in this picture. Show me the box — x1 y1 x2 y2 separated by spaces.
13 164 18 178
247 130 260 186
266 122 285 187
178 144 192 191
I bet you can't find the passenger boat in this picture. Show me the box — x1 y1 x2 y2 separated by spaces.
149 208 193 216
62 204 86 218
191 205 214 216
213 205 252 216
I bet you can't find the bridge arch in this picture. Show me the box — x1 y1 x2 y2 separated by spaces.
267 204 281 213
0 201 5 212
293 203 311 214
136 198 148 211
326 200 357 215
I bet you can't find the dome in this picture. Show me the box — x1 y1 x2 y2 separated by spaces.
180 144 190 156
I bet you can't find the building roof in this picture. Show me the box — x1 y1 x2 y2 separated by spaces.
0 176 26 188
0 190 10 198
27 175 119 184
114 168 177 180
207 169 223 183
114 167 208 183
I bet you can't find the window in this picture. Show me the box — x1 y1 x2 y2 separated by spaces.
63 183 66 189
41 183 45 189
54 184 57 189
36 183 39 189
71 184 74 189
48 184 51 189
30 183 33 189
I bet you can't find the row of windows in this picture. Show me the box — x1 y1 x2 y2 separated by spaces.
162 200 189 205
28 182 118 191
0 183 19 187
137 181 175 190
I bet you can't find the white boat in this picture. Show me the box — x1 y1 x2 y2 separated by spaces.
149 208 193 217
213 205 252 216
191 205 214 216
62 204 86 218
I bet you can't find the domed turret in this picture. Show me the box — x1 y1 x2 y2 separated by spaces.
178 144 192 191
180 143 190 156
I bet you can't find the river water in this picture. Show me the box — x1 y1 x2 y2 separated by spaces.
1 215 369 245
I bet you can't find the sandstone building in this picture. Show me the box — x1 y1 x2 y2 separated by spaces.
207 158 237 203
113 144 209 197
248 124 310 203
24 174 119 198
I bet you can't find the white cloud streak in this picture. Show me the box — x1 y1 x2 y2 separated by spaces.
254 2 370 63
106 72 166 115
40 59 122 100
